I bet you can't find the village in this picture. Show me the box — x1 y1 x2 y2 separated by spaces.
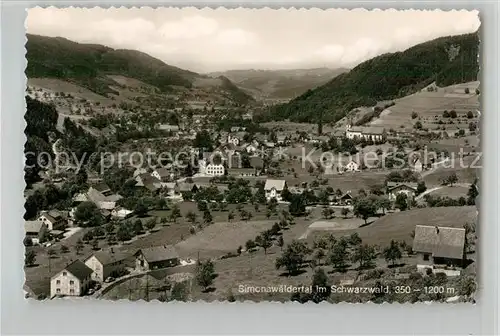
24 76 479 303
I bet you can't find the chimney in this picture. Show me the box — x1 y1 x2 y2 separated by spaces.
435 226 439 234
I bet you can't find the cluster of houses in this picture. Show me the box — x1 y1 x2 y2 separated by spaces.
50 245 181 298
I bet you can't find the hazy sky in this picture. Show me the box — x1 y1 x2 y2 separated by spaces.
26 8 480 73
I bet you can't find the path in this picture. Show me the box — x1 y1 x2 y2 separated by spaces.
415 183 472 201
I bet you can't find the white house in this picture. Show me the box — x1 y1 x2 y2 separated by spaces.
345 125 385 142
50 260 93 297
199 159 225 176
264 179 287 202
344 161 360 172
38 211 67 231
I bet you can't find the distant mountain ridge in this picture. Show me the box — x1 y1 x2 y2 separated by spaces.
26 34 254 104
208 67 348 100
265 32 479 123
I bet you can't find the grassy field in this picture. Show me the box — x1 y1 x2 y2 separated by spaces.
426 186 469 198
369 82 480 132
308 206 476 248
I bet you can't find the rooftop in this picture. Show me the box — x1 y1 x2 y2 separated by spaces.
413 225 466 260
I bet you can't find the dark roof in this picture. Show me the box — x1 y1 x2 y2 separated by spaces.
387 182 418 191
92 183 111 193
136 245 179 263
155 167 170 178
89 251 130 266
413 225 465 260
250 156 264 168
63 260 93 281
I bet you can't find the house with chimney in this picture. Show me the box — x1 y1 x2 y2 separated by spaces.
412 225 466 271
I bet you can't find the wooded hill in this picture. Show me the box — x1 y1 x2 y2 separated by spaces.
264 33 479 124
26 34 254 104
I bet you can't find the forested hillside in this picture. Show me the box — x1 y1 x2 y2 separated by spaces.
265 33 479 123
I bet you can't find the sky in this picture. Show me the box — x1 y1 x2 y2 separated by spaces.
26 8 480 73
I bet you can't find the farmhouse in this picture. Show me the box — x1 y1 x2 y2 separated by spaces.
135 173 162 191
412 225 466 268
227 168 256 177
345 125 385 142
84 250 131 282
264 179 287 202
50 260 93 297
135 245 180 271
386 182 418 201
152 167 171 182
339 192 354 205
87 187 123 210
38 210 67 231
24 220 48 244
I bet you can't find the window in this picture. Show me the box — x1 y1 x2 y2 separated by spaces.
69 289 74 294
62 272 67 276
69 280 74 285
423 253 430 261
56 288 61 294
56 280 60 284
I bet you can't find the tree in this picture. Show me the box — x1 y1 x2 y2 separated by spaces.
416 181 427 195
245 239 256 251
170 204 181 222
105 222 115 235
275 240 310 275
91 239 99 251
414 121 423 130
47 249 56 259
311 268 330 303
467 183 478 205
328 242 349 271
447 173 458 186
322 207 334 220
145 218 156 232
133 219 143 234
25 250 37 267
314 249 325 266
411 112 418 119
74 201 103 226
352 244 376 269
278 235 284 251
377 197 392 214
383 240 402 266
203 210 213 224
349 233 362 246
75 239 84 255
23 237 33 247
185 211 197 224
466 110 474 119
464 87 470 94
395 193 409 211
134 199 148 217
156 198 167 210
60 245 69 254
341 207 350 218
353 198 377 224
170 282 188 301
260 234 272 254
195 260 216 292
289 195 306 216
228 211 235 222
